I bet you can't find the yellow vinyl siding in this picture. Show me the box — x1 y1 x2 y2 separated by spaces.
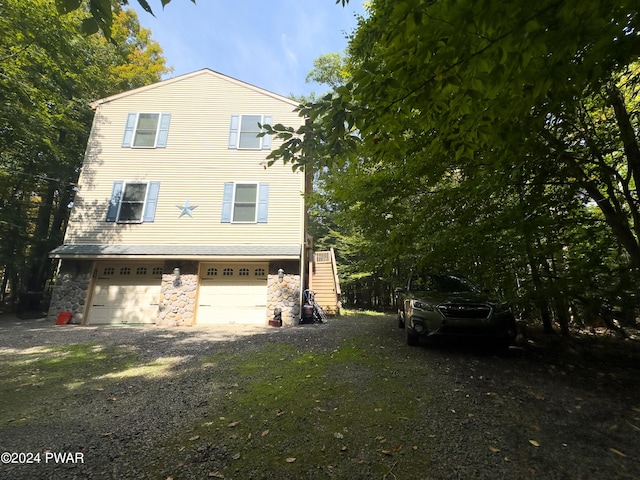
65 71 305 247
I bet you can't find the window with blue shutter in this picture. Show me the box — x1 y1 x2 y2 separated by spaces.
220 182 234 223
156 114 171 147
228 115 239 149
261 116 272 150
106 181 160 223
106 182 124 222
257 183 269 223
143 182 161 222
228 114 272 150
122 113 171 148
220 182 269 223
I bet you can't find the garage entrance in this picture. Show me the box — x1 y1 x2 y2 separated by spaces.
197 263 268 326
88 262 163 324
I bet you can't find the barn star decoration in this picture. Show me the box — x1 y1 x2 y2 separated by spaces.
177 199 198 218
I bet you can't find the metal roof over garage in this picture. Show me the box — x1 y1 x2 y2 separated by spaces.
49 244 302 260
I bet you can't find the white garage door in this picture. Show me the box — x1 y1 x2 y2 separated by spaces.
88 263 163 324
197 263 268 326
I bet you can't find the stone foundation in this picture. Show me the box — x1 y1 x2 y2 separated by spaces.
267 274 301 326
47 260 92 324
157 273 197 326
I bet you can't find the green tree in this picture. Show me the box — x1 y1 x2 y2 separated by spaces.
0 0 169 309
268 0 640 328
55 0 196 39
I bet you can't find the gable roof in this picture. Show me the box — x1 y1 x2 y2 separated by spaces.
90 68 300 109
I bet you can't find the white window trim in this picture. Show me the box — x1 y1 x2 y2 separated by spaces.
116 181 150 223
231 181 259 223
132 112 162 149
237 114 265 150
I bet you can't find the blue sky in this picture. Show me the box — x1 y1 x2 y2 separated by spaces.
128 1 365 98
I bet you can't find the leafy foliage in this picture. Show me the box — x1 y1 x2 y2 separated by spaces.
0 0 169 308
269 0 640 329
55 0 196 39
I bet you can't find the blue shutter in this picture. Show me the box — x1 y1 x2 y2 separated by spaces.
228 115 239 148
143 182 160 222
122 113 137 147
106 182 123 222
257 183 269 223
156 114 171 148
221 182 234 223
261 115 272 150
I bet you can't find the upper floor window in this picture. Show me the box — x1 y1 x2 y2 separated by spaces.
220 182 269 223
106 181 160 223
122 113 171 148
228 114 272 150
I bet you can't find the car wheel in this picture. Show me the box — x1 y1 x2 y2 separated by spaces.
405 324 419 346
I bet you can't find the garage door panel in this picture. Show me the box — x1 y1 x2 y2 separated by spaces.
88 263 161 325
197 263 268 326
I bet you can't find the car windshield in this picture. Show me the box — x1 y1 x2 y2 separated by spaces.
410 274 481 294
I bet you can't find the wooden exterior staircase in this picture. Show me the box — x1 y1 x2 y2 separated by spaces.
309 248 341 315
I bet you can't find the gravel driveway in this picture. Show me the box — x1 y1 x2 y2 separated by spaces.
0 312 639 479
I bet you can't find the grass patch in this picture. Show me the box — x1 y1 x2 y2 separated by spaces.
0 343 137 426
162 335 431 479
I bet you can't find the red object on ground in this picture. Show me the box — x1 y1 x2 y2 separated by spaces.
55 312 72 325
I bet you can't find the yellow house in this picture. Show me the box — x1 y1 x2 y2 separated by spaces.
48 69 308 327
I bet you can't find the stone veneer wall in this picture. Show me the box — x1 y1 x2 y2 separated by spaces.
157 273 197 326
47 260 92 324
267 274 301 326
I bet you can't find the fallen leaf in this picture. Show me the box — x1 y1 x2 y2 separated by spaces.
262 430 270 437
489 446 501 453
341 445 348 451
381 450 393 456
285 457 296 463
529 440 540 447
107 397 117 401
189 435 200 441
208 472 224 478
228 421 241 428
95 387 105 391
609 448 627 457
394 444 403 452
627 420 640 432
232 453 240 460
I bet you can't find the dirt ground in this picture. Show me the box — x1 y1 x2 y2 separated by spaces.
0 312 639 479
